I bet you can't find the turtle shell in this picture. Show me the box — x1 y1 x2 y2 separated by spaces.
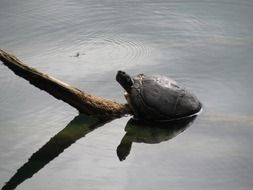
129 74 202 121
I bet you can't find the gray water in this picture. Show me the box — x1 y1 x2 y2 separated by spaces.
0 0 253 189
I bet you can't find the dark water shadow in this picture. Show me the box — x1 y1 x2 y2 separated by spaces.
117 116 196 161
2 114 198 189
1 114 111 190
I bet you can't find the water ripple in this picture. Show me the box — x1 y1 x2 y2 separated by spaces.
64 34 153 74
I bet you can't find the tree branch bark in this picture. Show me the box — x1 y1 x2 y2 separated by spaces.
0 49 132 119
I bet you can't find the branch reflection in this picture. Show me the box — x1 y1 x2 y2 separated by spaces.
117 116 196 161
2 114 111 190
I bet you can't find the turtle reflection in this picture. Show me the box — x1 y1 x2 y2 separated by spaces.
117 117 196 161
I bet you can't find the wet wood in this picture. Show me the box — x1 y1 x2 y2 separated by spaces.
0 49 132 119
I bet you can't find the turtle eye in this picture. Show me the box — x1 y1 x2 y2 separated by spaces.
118 70 125 75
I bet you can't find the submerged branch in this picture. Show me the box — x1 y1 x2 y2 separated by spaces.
0 49 132 119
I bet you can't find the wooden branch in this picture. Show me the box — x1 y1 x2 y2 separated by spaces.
0 49 132 119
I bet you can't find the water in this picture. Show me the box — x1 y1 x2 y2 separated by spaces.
0 0 253 189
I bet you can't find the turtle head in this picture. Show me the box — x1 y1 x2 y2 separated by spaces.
116 71 133 93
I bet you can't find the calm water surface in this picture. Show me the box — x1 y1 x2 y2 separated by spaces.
0 0 253 189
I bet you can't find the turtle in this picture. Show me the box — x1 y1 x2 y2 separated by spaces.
116 70 202 121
